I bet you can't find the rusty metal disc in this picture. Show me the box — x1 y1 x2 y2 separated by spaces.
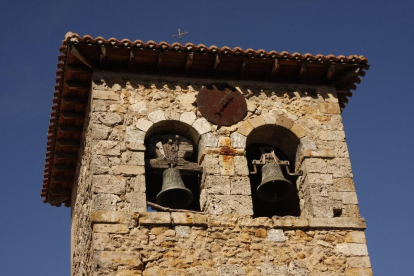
197 83 247 126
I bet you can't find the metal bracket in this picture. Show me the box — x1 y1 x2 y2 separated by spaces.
250 146 302 176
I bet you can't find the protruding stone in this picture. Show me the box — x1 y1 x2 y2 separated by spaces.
148 110 165 123
90 210 130 224
136 118 153 132
93 224 129 234
92 90 119 101
180 111 197 125
230 132 247 148
267 229 286 242
192 118 211 135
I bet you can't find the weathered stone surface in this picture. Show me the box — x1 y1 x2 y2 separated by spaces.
248 116 265 128
192 118 211 135
175 226 191 238
333 178 356 192
202 154 220 175
136 118 153 132
92 124 111 140
116 270 143 276
308 218 366 229
290 124 307 138
345 268 373 276
94 112 123 126
301 158 327 174
90 210 130 224
330 192 359 205
327 158 353 178
129 101 147 114
205 195 253 216
306 173 333 185
230 177 251 195
272 217 309 228
94 251 142 269
276 115 294 129
93 223 129 234
218 265 247 276
319 130 346 141
204 175 231 195
92 175 126 194
261 263 288 275
319 102 341 114
139 212 171 225
125 192 146 212
148 110 165 123
180 111 197 125
112 165 145 175
94 141 121 156
336 243 369 256
246 99 256 112
122 151 145 166
130 175 146 193
347 257 371 268
233 156 249 176
230 132 247 148
219 155 235 176
125 126 145 144
92 194 121 211
268 229 286 242
345 232 366 244
237 121 254 136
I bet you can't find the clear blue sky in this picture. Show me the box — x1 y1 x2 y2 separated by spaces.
0 1 413 275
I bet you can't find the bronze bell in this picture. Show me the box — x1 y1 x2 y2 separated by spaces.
156 168 193 208
256 162 294 202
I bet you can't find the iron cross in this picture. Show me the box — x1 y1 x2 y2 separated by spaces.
172 29 188 42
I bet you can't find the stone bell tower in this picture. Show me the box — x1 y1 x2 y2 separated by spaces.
42 32 372 275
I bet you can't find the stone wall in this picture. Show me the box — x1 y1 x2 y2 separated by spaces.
89 211 371 276
70 71 371 275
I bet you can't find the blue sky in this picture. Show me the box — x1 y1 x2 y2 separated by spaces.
0 0 413 275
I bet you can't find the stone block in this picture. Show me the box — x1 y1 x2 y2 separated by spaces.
336 243 369 256
203 175 231 195
308 217 366 229
130 175 146 193
122 151 145 166
261 263 288 275
345 231 366 244
175 226 191 238
92 124 111 140
319 102 341 114
126 143 146 152
200 132 218 148
92 233 114 251
90 210 131 224
347 257 371 268
301 158 327 174
218 265 247 276
139 212 171 225
125 192 147 212
327 159 353 178
205 195 253 216
246 99 256 112
333 178 356 192
148 110 165 123
180 111 196 125
319 130 346 141
93 251 142 269
116 270 143 276
345 268 373 276
248 116 265 128
92 90 119 101
112 165 145 175
219 155 235 176
94 112 123 126
201 155 221 175
306 173 333 185
129 101 148 115
333 192 359 205
233 156 249 176
238 216 272 228
237 121 254 136
276 115 294 129
94 141 121 156
136 118 153 132
218 137 231 147
125 126 145 144
91 155 110 174
272 217 309 228
267 229 286 242
192 118 211 135
290 124 306 138
92 175 126 194
262 113 277 125
92 194 120 211
342 205 360 218
288 260 309 276
207 214 238 227
93 224 129 234
230 177 251 195
230 132 247 148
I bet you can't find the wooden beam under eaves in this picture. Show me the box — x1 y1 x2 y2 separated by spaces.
47 195 70 205
185 53 193 74
129 49 136 71
53 164 76 172
52 176 74 183
335 67 361 84
55 152 78 160
213 54 220 75
240 58 249 77
100 47 106 68
67 64 92 74
326 64 336 82
65 80 89 90
299 62 307 79
57 139 80 147
63 96 88 105
61 110 84 119
157 52 164 71
59 125 83 133
70 45 94 69
270 59 280 79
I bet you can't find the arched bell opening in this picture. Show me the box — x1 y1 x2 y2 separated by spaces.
246 125 301 218
144 121 201 211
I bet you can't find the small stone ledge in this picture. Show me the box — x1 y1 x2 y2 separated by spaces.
90 210 133 225
133 212 367 230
